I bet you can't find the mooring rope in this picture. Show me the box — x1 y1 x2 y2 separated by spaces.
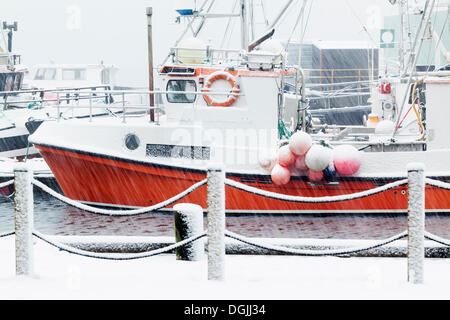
425 178 450 190
424 231 450 246
0 231 14 238
224 230 408 256
0 179 14 189
32 230 207 260
224 178 408 203
31 178 207 216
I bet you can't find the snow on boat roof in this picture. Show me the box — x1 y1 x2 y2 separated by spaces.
312 40 377 50
280 39 377 50
32 63 117 69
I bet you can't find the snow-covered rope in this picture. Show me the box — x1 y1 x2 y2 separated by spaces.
31 178 207 216
424 231 450 247
425 178 450 190
32 230 206 260
0 231 14 238
224 178 408 203
224 230 408 256
0 179 14 189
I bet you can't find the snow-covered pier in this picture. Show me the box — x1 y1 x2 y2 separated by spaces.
1 162 449 295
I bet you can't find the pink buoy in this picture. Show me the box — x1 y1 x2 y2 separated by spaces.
271 163 291 185
289 131 312 156
333 145 362 175
277 145 296 167
294 155 308 171
308 169 323 182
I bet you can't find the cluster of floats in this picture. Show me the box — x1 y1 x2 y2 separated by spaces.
4 0 450 214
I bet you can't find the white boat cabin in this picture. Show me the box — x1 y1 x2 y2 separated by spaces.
25 63 118 89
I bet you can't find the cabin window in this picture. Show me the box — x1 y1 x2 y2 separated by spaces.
34 68 56 80
166 79 196 103
62 68 86 80
13 73 23 90
0 73 13 91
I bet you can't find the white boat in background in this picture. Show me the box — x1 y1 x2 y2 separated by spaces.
0 21 143 158
24 63 119 90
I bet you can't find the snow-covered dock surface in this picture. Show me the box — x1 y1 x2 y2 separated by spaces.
1 236 449 300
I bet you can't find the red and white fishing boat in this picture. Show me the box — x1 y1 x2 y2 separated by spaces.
28 0 450 214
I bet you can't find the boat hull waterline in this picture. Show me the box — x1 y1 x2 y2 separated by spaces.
34 144 450 214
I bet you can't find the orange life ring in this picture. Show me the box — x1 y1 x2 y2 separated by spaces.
202 71 240 107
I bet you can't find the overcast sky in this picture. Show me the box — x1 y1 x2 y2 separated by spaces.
0 0 415 86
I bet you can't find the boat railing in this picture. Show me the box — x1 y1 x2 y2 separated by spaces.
169 46 284 67
0 86 245 124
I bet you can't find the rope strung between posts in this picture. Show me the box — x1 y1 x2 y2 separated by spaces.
0 179 14 189
224 230 408 256
32 229 207 260
0 231 14 238
425 178 450 190
31 178 207 216
225 178 408 203
424 231 450 246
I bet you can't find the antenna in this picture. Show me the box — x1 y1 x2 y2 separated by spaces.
2 21 18 52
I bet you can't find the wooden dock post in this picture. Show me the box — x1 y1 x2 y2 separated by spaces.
14 164 34 276
173 203 204 261
407 163 425 284
207 165 225 281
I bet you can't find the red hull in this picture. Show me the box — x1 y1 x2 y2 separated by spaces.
35 144 450 213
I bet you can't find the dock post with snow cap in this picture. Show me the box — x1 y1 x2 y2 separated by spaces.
407 162 425 284
207 164 226 281
14 163 34 276
173 203 204 261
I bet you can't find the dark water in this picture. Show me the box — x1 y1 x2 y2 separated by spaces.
1 191 450 239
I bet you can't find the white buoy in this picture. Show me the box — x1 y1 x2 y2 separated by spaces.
258 150 277 172
305 144 333 172
289 131 312 156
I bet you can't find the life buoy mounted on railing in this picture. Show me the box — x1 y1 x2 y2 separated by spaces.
202 71 240 107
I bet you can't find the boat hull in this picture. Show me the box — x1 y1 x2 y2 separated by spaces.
34 144 450 214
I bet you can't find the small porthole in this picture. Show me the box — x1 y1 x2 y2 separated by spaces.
124 133 140 151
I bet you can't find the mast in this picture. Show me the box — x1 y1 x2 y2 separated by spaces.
146 8 155 122
240 0 248 51
295 0 309 131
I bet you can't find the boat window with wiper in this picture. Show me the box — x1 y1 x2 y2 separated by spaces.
34 68 56 80
62 68 86 80
166 79 196 103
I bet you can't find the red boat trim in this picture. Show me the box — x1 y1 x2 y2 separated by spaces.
32 142 450 183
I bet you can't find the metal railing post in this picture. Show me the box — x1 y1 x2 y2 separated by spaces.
207 165 225 281
122 92 126 123
56 92 60 122
407 162 425 284
89 92 93 122
14 164 34 276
